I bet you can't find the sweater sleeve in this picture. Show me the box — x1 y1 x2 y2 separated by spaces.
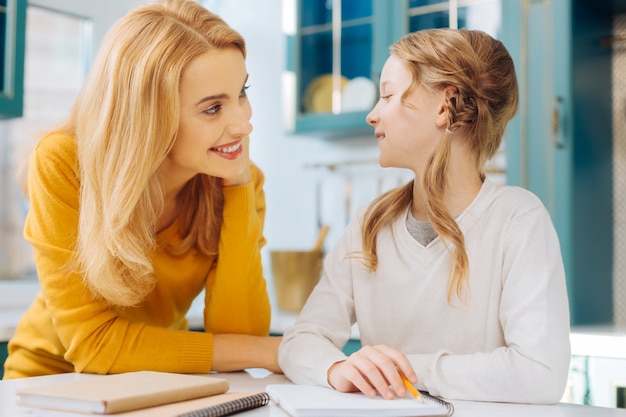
278 214 361 386
21 134 268 375
203 163 271 335
408 204 571 404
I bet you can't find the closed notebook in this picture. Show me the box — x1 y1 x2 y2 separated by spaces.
16 371 230 415
30 391 271 417
266 384 454 417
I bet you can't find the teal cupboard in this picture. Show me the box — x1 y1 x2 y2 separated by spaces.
502 0 617 325
284 0 501 137
0 0 26 119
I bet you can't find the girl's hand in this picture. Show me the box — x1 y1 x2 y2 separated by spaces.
327 345 417 400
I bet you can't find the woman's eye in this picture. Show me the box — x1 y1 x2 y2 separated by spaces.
203 103 222 116
240 84 250 98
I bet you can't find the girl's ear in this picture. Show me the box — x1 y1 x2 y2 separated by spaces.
435 85 459 129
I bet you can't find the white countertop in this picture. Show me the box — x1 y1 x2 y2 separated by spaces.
569 325 626 359
2 369 626 416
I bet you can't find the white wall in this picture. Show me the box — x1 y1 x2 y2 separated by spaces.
28 0 149 47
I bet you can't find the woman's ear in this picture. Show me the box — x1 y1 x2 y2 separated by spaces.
435 85 459 129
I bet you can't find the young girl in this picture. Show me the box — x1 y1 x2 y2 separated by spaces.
278 28 571 404
4 0 280 379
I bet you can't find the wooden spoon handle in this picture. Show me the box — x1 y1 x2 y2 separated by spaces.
312 225 330 252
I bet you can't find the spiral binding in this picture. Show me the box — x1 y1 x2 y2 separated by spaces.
177 392 271 417
421 391 455 416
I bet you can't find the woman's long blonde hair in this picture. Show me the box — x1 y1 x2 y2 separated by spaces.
59 0 246 307
361 29 519 303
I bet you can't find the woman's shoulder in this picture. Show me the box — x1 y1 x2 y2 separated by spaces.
33 130 77 163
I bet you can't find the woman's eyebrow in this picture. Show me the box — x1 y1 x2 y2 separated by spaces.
194 93 228 107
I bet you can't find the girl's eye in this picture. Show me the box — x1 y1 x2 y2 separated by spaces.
240 84 250 98
380 94 391 101
203 103 222 116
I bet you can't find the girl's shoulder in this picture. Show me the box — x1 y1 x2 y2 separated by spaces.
481 180 547 215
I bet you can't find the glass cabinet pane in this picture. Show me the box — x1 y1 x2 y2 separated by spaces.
298 0 375 117
408 0 448 31
408 0 501 36
409 10 449 31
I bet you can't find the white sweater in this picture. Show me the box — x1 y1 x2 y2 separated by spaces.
278 180 571 404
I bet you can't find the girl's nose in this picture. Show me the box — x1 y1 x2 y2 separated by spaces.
366 108 378 126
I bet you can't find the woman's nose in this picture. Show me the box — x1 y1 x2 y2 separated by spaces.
228 102 253 136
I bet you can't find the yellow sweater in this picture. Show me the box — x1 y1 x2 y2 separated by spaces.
4 132 271 379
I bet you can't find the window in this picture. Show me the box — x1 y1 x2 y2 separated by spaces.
0 6 91 279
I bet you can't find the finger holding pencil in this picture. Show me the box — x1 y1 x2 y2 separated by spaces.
327 345 421 401
399 371 423 402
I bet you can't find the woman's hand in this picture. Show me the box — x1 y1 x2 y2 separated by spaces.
327 345 417 400
221 137 251 186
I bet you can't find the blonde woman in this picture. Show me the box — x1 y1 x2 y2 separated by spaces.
279 29 571 404
4 0 281 379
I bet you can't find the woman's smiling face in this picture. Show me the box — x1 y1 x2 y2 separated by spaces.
164 47 252 185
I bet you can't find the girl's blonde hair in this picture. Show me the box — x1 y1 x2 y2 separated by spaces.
361 29 518 303
60 0 246 307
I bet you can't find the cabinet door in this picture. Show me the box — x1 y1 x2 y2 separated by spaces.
0 0 26 119
285 0 385 137
407 0 501 35
284 0 503 137
500 0 614 325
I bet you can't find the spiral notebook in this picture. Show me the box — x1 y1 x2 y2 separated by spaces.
266 384 454 417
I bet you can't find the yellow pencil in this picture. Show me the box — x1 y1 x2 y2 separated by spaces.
399 372 423 403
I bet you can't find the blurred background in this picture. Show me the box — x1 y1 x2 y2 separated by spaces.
0 0 624 407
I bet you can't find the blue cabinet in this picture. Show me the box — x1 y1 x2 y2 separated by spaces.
0 0 26 119
284 0 501 136
284 0 391 137
502 0 615 325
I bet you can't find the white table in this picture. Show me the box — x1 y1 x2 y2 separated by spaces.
2 369 626 417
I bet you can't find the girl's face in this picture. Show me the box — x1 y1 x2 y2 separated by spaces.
164 48 252 186
366 54 446 173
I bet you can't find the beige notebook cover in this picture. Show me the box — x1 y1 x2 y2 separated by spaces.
16 371 230 414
